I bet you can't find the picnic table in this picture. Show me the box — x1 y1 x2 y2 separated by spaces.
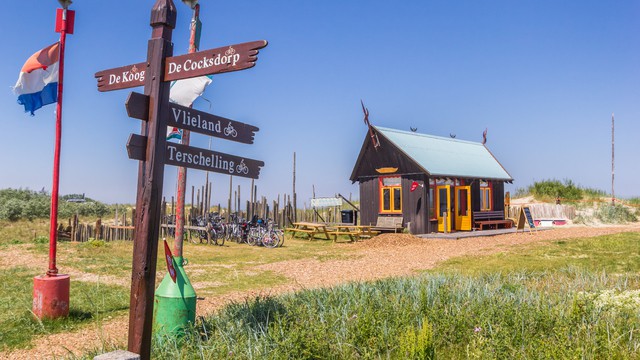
285 222 331 240
325 224 381 242
326 224 361 242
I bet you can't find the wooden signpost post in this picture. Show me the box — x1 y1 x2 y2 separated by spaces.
94 1 267 358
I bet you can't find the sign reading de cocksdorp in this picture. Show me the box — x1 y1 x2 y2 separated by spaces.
165 142 264 179
164 40 267 81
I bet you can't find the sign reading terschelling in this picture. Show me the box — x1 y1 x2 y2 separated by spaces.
165 142 264 179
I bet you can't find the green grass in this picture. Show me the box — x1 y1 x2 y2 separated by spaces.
0 267 129 351
0 220 358 352
0 219 50 246
21 231 354 296
435 232 640 276
138 232 640 359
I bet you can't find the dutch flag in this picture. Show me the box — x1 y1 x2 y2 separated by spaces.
13 42 60 115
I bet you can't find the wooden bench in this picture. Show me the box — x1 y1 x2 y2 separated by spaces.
370 216 404 233
473 211 513 230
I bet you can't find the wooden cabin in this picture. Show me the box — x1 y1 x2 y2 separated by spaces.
350 126 513 234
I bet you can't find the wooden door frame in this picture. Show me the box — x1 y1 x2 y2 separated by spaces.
454 185 471 231
436 185 451 232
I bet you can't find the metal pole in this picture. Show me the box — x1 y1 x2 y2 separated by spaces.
48 7 69 276
174 3 200 257
611 112 615 205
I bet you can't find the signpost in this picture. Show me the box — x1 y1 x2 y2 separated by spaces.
94 1 267 358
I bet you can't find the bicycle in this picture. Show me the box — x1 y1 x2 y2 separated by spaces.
236 159 249 175
206 213 225 246
189 215 209 244
223 122 238 138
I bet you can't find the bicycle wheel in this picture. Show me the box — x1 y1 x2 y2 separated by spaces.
247 228 260 246
190 229 200 244
208 229 218 245
199 229 208 245
216 229 225 246
275 229 285 247
262 231 279 248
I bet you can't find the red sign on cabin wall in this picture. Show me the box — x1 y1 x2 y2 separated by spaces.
410 181 420 192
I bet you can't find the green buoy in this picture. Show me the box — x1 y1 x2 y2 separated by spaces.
153 256 196 336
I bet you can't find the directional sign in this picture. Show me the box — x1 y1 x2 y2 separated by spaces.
164 40 267 82
125 92 150 121
163 101 259 144
165 142 264 179
126 134 147 161
95 62 146 92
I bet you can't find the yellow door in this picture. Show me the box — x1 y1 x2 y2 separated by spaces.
436 185 451 232
455 186 472 231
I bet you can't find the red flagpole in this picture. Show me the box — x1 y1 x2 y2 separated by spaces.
47 8 69 275
174 3 201 257
33 4 74 321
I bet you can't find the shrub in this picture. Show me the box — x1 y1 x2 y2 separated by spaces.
529 179 583 201
0 188 113 221
594 204 637 224
0 199 24 221
397 317 435 359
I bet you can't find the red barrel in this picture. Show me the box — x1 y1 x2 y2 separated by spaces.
33 274 70 319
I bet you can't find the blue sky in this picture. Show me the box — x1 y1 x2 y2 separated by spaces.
2 1 639 206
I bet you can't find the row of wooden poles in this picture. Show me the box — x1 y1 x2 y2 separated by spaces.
507 203 577 220
57 185 354 243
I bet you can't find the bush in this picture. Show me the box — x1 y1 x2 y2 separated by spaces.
0 188 113 221
397 317 435 359
530 179 583 201
0 199 24 221
594 204 637 224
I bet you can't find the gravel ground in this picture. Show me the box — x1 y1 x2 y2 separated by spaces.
3 224 639 359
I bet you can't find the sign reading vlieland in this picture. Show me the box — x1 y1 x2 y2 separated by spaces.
164 101 259 144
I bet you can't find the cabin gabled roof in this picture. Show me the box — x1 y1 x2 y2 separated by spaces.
350 126 513 182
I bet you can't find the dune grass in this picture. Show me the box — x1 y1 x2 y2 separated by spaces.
0 225 354 352
140 232 640 359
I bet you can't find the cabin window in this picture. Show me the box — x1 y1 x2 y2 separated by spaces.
480 185 492 211
429 180 436 220
379 176 402 214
